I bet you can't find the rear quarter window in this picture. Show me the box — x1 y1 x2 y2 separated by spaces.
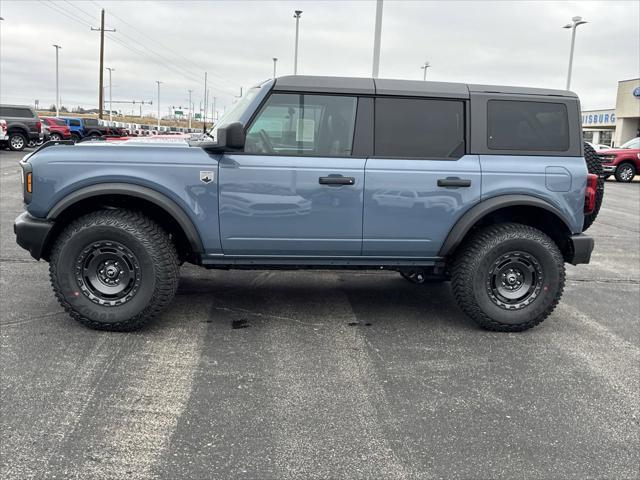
487 100 569 151
0 106 34 118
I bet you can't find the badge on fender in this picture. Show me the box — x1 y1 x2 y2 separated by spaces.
200 171 214 184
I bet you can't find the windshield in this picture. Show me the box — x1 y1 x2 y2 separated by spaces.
208 86 261 141
619 137 639 149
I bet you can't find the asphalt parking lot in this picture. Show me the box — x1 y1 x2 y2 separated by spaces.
1 148 638 479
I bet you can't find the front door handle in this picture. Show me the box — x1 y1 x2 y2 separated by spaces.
437 177 471 188
319 175 356 186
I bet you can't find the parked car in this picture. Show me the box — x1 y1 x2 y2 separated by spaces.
14 75 602 333
0 104 42 151
58 117 109 141
41 117 72 141
0 119 8 143
598 137 640 182
587 142 612 151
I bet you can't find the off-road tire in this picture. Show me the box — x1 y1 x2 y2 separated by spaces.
49 209 179 331
614 161 636 183
71 133 81 143
451 223 565 332
583 142 604 231
8 132 26 151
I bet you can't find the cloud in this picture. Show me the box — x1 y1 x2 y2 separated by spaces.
0 0 637 114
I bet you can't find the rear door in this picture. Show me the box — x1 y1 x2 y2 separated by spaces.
363 97 481 257
218 92 366 256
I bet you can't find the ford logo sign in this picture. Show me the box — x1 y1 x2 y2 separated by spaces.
634 86 640 98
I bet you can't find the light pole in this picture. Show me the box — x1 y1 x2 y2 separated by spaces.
420 62 430 81
563 16 587 90
273 57 278 78
293 10 302 75
188 89 192 129
155 80 162 129
52 44 62 116
106 67 115 121
372 0 383 78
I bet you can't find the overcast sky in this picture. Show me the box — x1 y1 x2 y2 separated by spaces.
0 0 638 117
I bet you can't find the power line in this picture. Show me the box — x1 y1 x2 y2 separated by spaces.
86 0 241 91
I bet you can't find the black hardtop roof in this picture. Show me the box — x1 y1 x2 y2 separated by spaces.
273 75 577 99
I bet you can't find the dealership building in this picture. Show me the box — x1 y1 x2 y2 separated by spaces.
582 78 639 147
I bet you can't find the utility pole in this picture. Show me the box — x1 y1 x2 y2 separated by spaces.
293 10 302 75
203 72 208 132
155 80 162 129
188 89 192 129
563 16 588 90
273 57 278 78
106 67 115 121
420 62 430 81
372 0 383 78
91 9 115 119
52 44 62 117
212 96 217 123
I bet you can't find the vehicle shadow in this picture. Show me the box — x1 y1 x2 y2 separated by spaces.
174 270 476 332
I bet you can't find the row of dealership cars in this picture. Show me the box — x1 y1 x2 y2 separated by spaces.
0 104 201 152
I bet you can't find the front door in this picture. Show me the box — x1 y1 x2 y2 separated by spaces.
219 93 365 256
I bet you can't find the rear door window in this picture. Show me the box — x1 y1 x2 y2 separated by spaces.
374 98 465 159
487 100 569 151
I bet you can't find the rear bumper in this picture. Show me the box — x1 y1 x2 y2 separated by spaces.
567 234 594 265
14 212 54 260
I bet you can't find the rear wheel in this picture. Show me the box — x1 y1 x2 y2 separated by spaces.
451 223 565 332
49 210 179 331
71 133 81 143
8 132 26 151
615 162 636 183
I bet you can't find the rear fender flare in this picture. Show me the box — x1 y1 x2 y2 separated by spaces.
438 194 573 256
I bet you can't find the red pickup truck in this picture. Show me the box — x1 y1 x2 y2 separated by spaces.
598 137 640 182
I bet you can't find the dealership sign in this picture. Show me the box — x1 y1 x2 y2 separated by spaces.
582 109 616 127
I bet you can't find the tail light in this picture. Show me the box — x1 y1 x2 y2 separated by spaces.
36 121 42 133
584 173 598 214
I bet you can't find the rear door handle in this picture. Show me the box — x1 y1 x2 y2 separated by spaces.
319 175 356 186
437 177 471 188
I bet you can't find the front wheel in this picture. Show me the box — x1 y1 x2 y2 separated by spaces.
615 162 636 183
451 223 565 332
49 210 179 331
49 133 62 141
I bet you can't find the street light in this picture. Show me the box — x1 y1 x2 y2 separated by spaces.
273 57 278 78
420 61 430 81
155 80 162 130
293 10 302 75
52 44 62 116
563 16 588 90
106 67 115 122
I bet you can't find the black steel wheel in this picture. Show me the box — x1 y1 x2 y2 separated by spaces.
486 251 543 310
76 240 141 307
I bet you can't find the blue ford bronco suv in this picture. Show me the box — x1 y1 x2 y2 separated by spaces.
14 76 603 332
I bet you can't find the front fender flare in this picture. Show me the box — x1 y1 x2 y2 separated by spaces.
438 194 573 257
47 183 204 253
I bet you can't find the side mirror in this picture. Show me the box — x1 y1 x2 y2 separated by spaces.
217 121 245 150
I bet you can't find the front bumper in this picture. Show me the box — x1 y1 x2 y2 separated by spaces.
567 233 594 265
14 212 54 260
602 164 616 174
